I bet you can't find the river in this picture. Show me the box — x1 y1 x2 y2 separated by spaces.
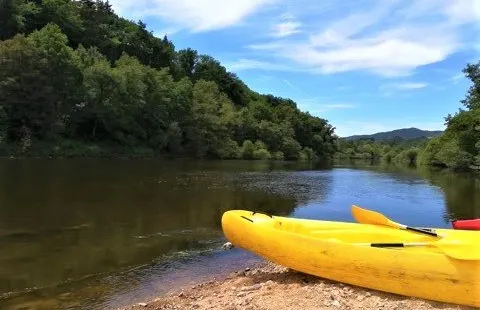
0 159 478 309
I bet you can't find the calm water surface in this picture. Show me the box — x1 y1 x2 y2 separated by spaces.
0 159 478 309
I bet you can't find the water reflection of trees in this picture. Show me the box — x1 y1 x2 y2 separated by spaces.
0 159 330 295
335 160 480 221
417 167 480 221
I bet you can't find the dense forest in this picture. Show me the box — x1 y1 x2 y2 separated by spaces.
0 0 336 160
337 62 480 171
335 137 428 165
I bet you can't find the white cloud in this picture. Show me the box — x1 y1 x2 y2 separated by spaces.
224 58 296 72
396 0 480 24
152 27 180 37
271 13 302 37
443 0 480 24
378 81 428 97
250 28 458 77
239 1 478 77
296 98 356 115
272 21 302 37
308 1 394 48
383 82 428 90
108 0 276 32
110 0 479 78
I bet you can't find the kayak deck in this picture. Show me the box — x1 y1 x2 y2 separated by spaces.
254 211 475 254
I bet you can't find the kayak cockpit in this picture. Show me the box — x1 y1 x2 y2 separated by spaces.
243 211 438 244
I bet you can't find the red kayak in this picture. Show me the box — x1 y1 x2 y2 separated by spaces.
452 219 480 230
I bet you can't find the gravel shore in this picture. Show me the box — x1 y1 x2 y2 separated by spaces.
122 262 475 310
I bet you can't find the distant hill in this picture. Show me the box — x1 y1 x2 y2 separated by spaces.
344 128 444 141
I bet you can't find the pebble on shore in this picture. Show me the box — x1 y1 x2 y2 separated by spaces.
123 262 474 310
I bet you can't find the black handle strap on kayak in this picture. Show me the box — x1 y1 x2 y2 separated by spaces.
241 216 253 223
251 211 273 218
371 243 405 248
417 227 434 232
406 226 438 237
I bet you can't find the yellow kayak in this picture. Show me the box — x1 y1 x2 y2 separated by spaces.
221 209 480 307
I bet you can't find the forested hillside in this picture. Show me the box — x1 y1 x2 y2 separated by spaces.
0 0 337 160
345 128 443 141
418 62 480 170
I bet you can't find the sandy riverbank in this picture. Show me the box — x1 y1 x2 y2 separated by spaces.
122 262 474 310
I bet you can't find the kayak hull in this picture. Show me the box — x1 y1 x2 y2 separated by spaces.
221 210 480 308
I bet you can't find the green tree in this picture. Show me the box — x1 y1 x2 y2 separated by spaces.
185 80 235 158
281 137 301 160
175 48 198 79
30 0 84 44
299 147 315 161
166 122 183 154
436 138 474 169
253 148 271 160
272 151 284 160
252 140 271 160
0 35 60 141
28 23 82 138
241 140 255 159
71 46 117 140
216 138 241 159
421 61 480 170
0 0 39 40
193 55 249 107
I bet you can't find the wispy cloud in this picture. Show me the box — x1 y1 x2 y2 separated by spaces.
152 27 180 37
384 82 429 90
378 81 428 97
224 58 296 72
237 1 479 77
108 0 276 32
271 14 302 37
451 73 465 84
297 98 356 115
401 0 480 25
282 79 311 97
277 82 357 115
272 21 302 37
279 81 357 114
110 0 478 77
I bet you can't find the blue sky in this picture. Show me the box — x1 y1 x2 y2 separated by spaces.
109 0 480 137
